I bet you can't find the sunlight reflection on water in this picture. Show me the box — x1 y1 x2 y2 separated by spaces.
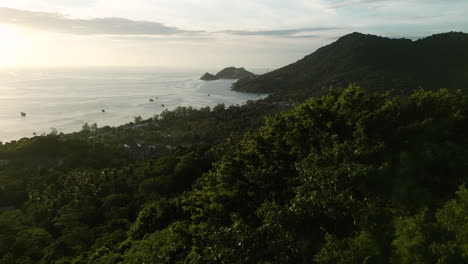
0 68 267 142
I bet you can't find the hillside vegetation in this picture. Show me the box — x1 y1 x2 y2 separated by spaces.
233 32 468 100
0 87 467 263
0 32 467 263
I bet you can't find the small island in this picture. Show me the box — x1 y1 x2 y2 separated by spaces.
200 67 255 81
200 72 219 81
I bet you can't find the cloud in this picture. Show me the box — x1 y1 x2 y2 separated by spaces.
326 0 388 9
0 7 341 39
325 0 457 9
0 7 193 35
287 35 322 39
220 27 339 37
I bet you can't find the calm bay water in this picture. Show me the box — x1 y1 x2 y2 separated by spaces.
0 67 268 142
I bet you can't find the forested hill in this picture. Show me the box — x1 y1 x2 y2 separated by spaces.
233 32 468 99
1 87 467 263
1 32 468 263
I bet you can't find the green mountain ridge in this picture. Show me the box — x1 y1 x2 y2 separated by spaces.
233 32 468 99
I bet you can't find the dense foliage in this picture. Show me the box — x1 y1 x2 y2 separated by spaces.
233 32 468 100
0 86 466 263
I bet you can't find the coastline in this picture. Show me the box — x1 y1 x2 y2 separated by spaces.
0 69 268 142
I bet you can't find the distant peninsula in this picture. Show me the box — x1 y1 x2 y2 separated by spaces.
200 67 255 81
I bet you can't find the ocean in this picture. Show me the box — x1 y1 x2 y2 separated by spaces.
0 67 268 142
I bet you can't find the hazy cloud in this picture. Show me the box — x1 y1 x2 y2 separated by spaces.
220 27 339 37
0 7 191 35
0 7 341 39
325 0 457 9
326 0 388 9
287 35 322 39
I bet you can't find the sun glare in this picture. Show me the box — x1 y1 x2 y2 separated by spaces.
0 24 24 66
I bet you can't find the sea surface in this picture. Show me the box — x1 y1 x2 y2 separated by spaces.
0 67 268 142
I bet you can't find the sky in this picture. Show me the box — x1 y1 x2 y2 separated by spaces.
0 0 466 69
